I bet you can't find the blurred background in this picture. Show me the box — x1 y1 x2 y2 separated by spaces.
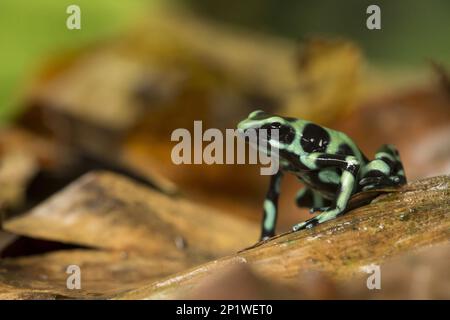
2 0 450 121
1 0 450 226
1 0 450 227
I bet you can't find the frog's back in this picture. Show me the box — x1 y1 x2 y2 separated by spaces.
290 119 369 165
329 129 369 165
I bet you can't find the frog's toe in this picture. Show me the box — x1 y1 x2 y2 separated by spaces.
292 218 319 231
363 183 397 191
389 175 406 185
292 222 307 231
361 176 403 191
360 175 400 189
359 176 383 186
309 206 330 214
362 184 378 191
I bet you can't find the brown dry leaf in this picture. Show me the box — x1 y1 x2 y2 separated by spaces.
181 243 450 300
185 263 336 300
0 151 37 213
0 249 190 299
1 171 258 299
3 171 258 260
0 232 17 254
338 243 450 299
0 127 65 213
186 263 303 300
282 38 363 124
0 127 62 169
116 175 450 299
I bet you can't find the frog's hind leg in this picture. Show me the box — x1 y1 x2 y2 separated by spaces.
295 188 332 213
360 144 406 191
378 144 406 182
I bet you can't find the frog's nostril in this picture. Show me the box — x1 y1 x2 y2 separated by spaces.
237 120 248 130
238 119 258 131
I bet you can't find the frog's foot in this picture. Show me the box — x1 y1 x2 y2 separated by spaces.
309 206 331 214
360 175 402 191
292 218 319 231
293 208 341 231
259 229 276 242
360 144 407 191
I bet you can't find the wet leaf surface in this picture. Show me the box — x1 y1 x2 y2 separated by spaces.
0 171 258 299
4 171 258 256
0 249 191 299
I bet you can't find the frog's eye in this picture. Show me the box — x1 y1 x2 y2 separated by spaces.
278 125 295 144
261 122 281 137
269 122 282 130
261 122 295 144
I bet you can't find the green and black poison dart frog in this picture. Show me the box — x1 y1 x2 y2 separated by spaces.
238 110 406 241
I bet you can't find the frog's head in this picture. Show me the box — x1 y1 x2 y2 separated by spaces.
237 110 297 155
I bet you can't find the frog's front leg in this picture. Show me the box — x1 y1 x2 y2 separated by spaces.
295 188 331 213
292 153 360 231
360 144 407 190
261 171 284 240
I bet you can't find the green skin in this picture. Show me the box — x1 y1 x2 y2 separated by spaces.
238 110 406 240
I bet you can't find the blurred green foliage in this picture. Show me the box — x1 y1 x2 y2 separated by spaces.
0 0 149 124
187 0 450 66
1 0 449 124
